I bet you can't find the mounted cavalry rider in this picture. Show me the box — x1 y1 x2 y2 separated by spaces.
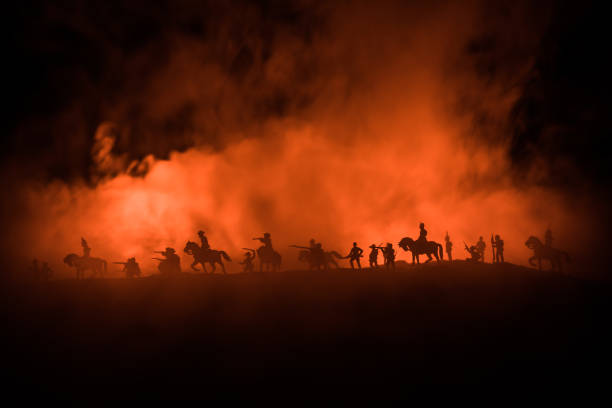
198 230 210 251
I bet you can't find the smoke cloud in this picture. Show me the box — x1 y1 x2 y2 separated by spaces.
3 0 603 277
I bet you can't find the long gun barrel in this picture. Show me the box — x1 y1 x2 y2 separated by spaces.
289 245 310 250
113 262 127 265
152 257 165 261
153 251 166 254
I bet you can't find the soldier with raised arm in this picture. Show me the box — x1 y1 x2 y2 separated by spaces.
346 242 364 271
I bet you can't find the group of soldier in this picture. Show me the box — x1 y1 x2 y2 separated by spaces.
42 223 560 279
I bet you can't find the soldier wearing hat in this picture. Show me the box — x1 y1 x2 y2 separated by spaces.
345 242 364 271
154 247 181 275
368 244 379 269
197 230 210 251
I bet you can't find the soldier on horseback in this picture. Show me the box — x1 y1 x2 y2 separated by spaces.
417 223 427 244
198 230 210 251
345 242 364 271
545 228 553 248
81 238 91 258
254 233 273 253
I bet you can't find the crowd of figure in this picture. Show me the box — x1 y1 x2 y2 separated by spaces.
29 223 568 281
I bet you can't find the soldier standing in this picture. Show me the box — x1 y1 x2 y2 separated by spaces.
346 242 364 271
492 235 504 263
476 236 486 263
444 232 453 262
377 243 396 272
368 244 379 269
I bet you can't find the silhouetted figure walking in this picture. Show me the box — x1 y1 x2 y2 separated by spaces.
346 242 364 271
81 237 91 258
198 230 210 251
369 244 379 269
154 247 181 275
376 243 396 272
240 248 256 273
444 232 453 262
41 262 53 281
476 236 486 263
545 227 553 248
492 235 504 263
114 257 141 278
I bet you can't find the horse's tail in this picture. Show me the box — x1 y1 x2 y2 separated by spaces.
329 250 344 259
220 251 231 262
437 243 443 260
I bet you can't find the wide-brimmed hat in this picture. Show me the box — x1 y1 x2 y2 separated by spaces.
166 247 175 253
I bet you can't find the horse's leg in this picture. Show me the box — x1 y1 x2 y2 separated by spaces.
210 262 216 274
425 252 432 263
220 261 226 275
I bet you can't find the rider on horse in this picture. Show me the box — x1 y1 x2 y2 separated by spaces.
254 233 273 254
198 230 210 251
81 237 91 258
417 223 427 245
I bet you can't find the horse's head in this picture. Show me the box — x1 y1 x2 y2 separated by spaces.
184 241 199 254
525 236 541 249
398 237 413 251
63 253 78 266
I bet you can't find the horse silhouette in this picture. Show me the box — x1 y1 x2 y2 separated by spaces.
398 237 443 264
184 241 231 274
525 236 571 273
63 253 107 279
255 246 282 272
298 249 343 270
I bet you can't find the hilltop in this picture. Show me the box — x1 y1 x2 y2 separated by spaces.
3 261 610 399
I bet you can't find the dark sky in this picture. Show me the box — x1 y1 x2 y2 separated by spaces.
4 0 611 192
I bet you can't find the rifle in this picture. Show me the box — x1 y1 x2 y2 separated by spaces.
242 248 256 252
154 251 166 254
464 241 469 253
289 245 311 250
152 257 165 262
113 262 127 265
490 234 495 263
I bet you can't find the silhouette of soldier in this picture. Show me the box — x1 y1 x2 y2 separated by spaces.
417 223 428 245
476 236 486 263
41 262 53 281
240 249 256 273
444 232 453 262
346 242 364 271
198 230 210 251
377 243 396 272
492 235 504 263
81 237 91 258
545 228 553 248
369 244 379 269
464 242 481 262
115 257 141 278
154 247 181 275
254 233 273 252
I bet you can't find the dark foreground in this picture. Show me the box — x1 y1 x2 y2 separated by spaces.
2 261 611 400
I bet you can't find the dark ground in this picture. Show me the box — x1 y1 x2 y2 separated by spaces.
2 261 611 400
